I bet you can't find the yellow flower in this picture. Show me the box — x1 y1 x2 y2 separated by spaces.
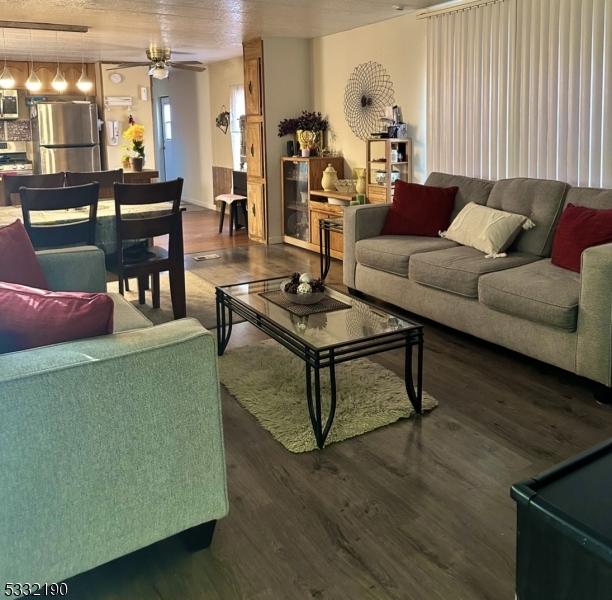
123 124 145 143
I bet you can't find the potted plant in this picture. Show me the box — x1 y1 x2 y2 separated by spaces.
122 115 145 171
278 111 328 156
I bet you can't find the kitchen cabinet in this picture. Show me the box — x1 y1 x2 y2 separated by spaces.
246 181 265 242
245 121 264 179
244 57 262 117
243 39 266 243
0 61 96 95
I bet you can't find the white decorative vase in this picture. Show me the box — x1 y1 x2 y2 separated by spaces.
354 168 366 195
321 164 338 191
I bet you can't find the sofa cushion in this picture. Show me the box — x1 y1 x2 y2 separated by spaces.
109 292 154 333
440 202 535 257
355 235 457 276
425 172 495 218
563 186 612 210
0 220 49 289
0 282 114 353
479 259 580 331
486 178 568 257
409 246 539 298
551 203 612 272
380 180 458 237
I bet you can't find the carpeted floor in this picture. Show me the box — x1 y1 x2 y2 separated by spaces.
108 271 242 330
218 339 438 452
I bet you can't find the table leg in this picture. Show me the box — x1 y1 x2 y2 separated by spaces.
323 228 332 280
319 224 324 280
319 225 332 281
215 290 233 356
304 350 338 449
404 335 423 414
218 201 226 233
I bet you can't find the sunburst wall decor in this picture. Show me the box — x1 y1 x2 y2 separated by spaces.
343 61 395 140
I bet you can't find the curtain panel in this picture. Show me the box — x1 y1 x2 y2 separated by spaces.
427 0 612 187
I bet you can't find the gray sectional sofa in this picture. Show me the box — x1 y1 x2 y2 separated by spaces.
343 173 612 398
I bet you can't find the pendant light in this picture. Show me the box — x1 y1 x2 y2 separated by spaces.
25 30 42 92
76 33 93 93
51 32 67 92
0 29 15 89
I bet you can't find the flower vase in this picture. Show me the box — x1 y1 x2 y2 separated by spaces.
354 168 367 195
130 157 144 172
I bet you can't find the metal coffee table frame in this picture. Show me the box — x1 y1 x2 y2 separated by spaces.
216 278 424 449
319 217 344 280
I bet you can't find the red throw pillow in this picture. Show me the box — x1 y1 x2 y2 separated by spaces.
381 180 459 237
0 220 48 289
551 203 612 272
0 282 114 353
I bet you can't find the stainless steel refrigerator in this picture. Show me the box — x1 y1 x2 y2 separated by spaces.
31 101 101 174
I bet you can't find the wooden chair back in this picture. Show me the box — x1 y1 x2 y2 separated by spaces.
20 183 100 249
3 172 65 206
66 169 124 199
212 166 232 198
113 178 184 256
232 170 247 196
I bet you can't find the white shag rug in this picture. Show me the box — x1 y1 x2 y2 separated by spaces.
219 339 438 452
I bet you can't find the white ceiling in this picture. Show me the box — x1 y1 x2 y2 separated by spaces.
0 0 440 65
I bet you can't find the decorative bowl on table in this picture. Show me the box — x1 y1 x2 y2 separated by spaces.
280 272 326 305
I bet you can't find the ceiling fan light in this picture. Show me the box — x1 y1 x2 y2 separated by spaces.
25 68 42 92
0 65 15 89
51 67 68 92
149 65 169 80
76 69 93 93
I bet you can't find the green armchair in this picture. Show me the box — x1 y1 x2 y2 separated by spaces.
0 246 228 589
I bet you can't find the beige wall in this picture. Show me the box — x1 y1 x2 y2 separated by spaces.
209 57 244 169
312 13 427 182
263 38 313 243
100 64 156 170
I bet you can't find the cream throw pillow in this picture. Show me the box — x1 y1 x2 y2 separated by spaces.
440 202 536 258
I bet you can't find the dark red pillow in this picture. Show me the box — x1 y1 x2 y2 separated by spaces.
551 203 612 272
381 180 459 237
0 282 114 353
0 220 48 289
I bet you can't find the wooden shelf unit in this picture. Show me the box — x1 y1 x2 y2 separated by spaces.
366 138 413 203
281 156 345 257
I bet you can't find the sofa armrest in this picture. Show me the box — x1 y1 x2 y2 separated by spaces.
36 245 107 292
576 242 612 386
0 318 228 586
343 204 390 288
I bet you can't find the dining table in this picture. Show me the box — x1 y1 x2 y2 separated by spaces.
0 198 174 255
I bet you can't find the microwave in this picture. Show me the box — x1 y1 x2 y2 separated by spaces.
0 90 19 120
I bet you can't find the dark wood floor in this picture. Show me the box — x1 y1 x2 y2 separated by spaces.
65 208 612 600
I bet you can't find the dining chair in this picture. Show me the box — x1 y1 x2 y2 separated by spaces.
215 170 248 235
4 172 66 206
65 169 124 199
66 169 133 291
113 178 186 319
19 183 99 250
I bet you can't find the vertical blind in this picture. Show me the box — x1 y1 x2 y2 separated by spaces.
427 0 612 187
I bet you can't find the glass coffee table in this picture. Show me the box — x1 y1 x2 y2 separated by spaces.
216 277 424 449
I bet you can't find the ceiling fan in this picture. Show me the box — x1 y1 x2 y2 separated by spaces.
107 46 206 80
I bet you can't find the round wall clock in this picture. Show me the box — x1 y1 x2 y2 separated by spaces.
109 72 124 84
343 61 395 140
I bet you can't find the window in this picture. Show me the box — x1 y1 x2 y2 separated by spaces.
427 0 611 187
162 99 172 141
230 85 246 171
